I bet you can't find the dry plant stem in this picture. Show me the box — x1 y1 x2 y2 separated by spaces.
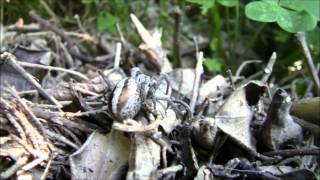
20 157 45 172
11 135 45 158
0 52 63 108
39 0 59 24
18 61 89 81
59 126 82 146
112 119 161 133
157 165 184 177
173 6 181 67
28 10 95 63
190 51 204 113
116 22 126 44
264 147 320 157
227 69 235 90
45 129 80 149
29 10 75 46
0 99 27 141
31 107 96 133
58 41 74 68
296 32 320 95
58 107 108 117
114 42 122 69
74 14 87 34
235 60 262 77
40 154 53 180
7 86 47 141
0 96 41 150
66 32 97 44
261 52 277 83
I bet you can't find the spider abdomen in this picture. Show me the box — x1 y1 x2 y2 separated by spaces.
110 78 142 121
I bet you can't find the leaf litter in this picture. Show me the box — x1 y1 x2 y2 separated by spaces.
0 12 319 180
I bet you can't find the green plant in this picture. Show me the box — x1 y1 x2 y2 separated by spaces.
245 0 319 33
186 0 239 72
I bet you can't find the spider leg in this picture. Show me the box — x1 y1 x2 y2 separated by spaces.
155 74 171 95
155 96 193 123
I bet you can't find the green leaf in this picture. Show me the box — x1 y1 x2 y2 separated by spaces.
209 38 218 51
187 0 215 14
97 13 117 34
279 0 320 20
245 0 318 33
307 27 320 55
277 9 316 33
245 1 279 22
203 58 222 72
217 0 238 7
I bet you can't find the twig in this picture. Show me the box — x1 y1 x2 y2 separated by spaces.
29 10 74 46
172 6 181 67
11 135 45 158
296 32 320 95
18 61 89 81
40 154 53 180
0 102 27 141
0 52 63 108
58 40 74 68
58 107 108 117
0 96 41 150
235 60 262 77
227 69 235 90
112 119 161 133
190 51 204 113
39 0 60 24
6 86 47 143
66 32 97 44
113 42 122 69
28 10 96 63
157 164 184 178
116 22 126 44
261 52 277 83
74 14 87 34
264 147 320 157
45 129 80 149
20 157 45 172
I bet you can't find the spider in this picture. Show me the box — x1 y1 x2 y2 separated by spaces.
109 67 170 122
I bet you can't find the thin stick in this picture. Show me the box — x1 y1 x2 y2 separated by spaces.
39 0 60 24
29 10 74 46
18 61 88 81
116 22 126 44
0 52 63 108
235 60 262 77
7 86 47 142
74 14 87 34
28 10 96 63
227 69 235 90
190 51 204 113
40 154 53 180
264 147 320 157
114 42 122 69
0 96 41 150
45 129 80 149
172 6 181 67
157 165 184 177
112 119 161 133
0 99 27 141
261 52 277 83
296 32 320 95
